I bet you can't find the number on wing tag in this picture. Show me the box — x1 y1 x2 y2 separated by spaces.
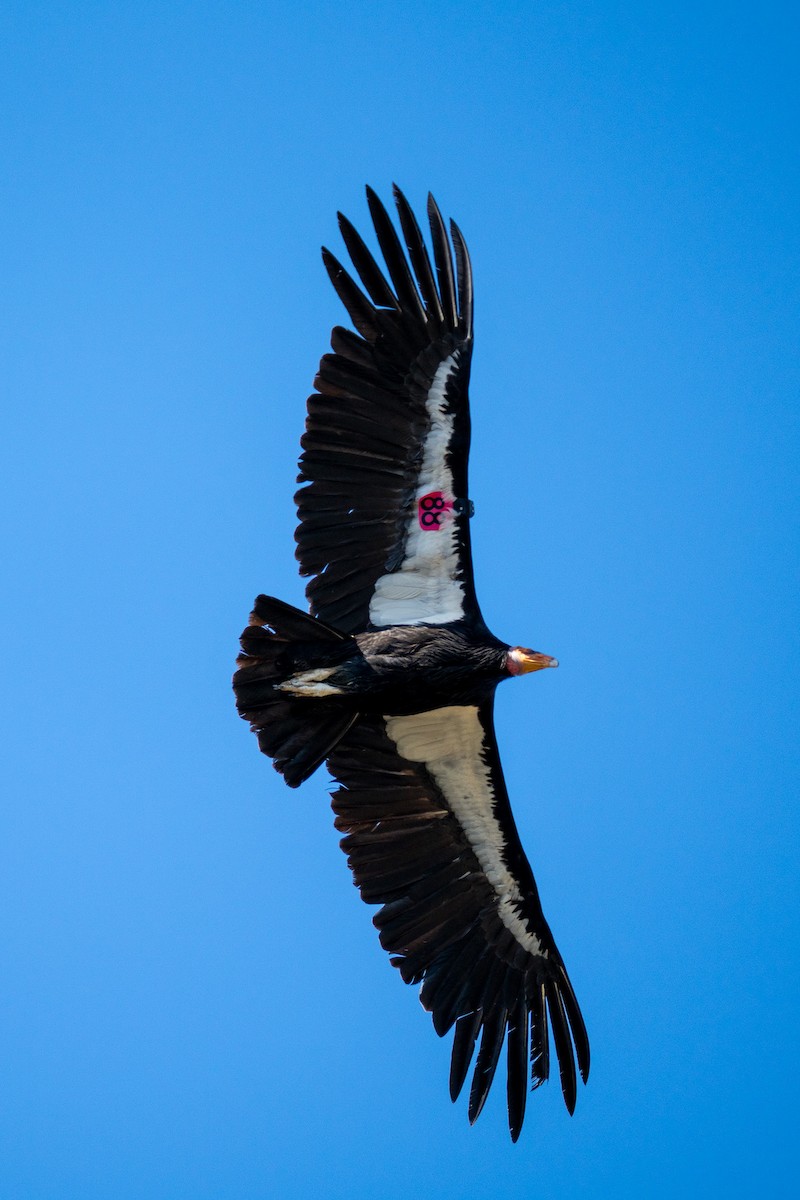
418 491 453 530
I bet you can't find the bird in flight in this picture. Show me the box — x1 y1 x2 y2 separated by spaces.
233 185 589 1140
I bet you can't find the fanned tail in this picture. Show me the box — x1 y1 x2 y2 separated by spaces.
233 595 359 787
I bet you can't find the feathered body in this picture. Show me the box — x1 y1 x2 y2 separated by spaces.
241 616 508 712
234 187 589 1140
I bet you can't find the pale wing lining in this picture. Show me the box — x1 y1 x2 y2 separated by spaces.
369 354 465 627
385 706 544 956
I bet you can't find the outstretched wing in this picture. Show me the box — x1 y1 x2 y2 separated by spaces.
295 185 484 635
327 701 590 1140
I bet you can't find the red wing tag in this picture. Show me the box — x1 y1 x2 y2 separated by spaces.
418 491 453 530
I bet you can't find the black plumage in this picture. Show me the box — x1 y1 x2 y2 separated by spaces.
233 186 589 1139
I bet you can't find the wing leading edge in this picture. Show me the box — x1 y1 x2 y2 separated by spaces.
295 186 485 634
327 701 589 1140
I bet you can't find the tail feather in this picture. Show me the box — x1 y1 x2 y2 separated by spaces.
248 594 346 642
234 594 359 787
255 699 359 787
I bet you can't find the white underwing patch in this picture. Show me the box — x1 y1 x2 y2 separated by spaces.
369 355 465 627
385 706 543 956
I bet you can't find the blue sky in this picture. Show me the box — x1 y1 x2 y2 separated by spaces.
2 2 798 1196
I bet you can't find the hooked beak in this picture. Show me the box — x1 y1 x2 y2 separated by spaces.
507 649 559 675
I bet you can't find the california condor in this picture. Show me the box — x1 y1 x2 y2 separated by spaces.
233 186 589 1139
